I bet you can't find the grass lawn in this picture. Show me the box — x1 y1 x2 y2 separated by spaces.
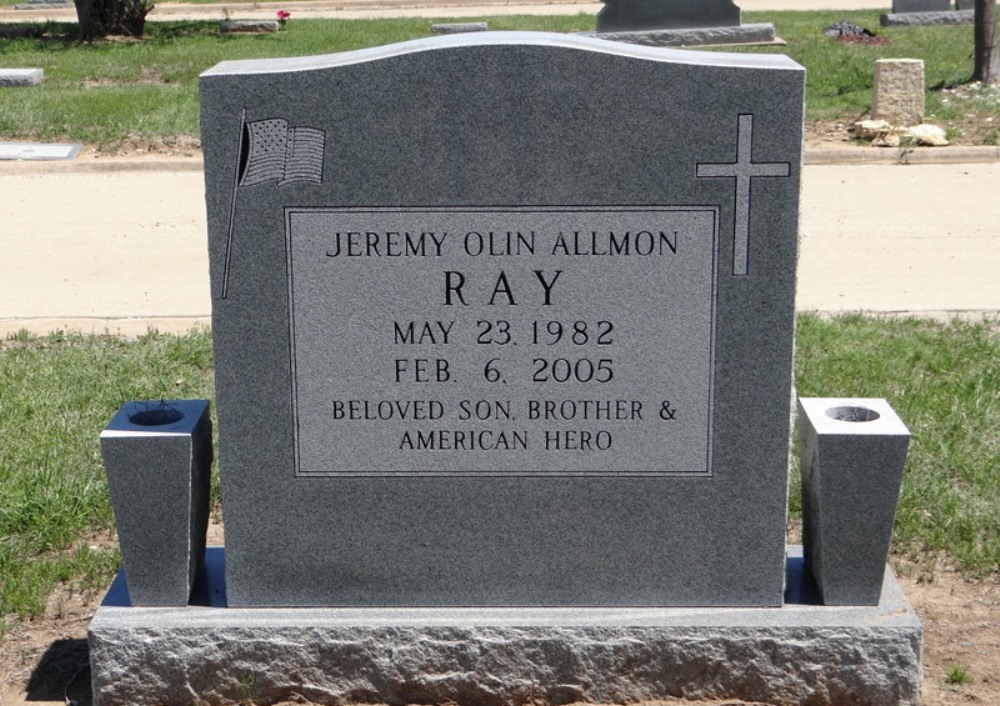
0 330 215 635
0 316 997 635
0 11 998 147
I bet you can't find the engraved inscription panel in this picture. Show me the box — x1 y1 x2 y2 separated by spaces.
286 207 719 477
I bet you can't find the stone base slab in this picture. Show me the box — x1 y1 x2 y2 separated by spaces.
591 22 776 47
880 9 974 26
89 547 922 706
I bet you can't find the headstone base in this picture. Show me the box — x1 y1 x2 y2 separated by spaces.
880 9 974 26
89 547 922 706
591 22 776 47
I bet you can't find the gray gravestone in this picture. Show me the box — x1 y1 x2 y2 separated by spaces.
597 0 740 33
891 0 950 11
0 68 44 86
880 9 973 25
200 32 804 607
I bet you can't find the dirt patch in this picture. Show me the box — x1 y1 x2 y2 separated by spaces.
2 546 997 706
896 561 1000 706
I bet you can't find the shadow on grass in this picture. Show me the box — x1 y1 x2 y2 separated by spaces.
25 637 92 705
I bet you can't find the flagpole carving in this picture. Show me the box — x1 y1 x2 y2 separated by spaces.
219 112 327 300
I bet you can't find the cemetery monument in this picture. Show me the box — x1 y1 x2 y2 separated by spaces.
88 31 923 706
595 0 777 47
882 0 974 26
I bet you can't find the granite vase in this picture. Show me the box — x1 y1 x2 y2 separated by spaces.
798 397 910 606
100 399 212 606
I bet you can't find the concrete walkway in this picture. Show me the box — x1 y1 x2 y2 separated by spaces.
2 156 998 336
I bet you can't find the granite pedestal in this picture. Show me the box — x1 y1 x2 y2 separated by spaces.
588 22 776 47
89 546 923 706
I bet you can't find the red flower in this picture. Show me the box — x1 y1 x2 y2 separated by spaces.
276 9 291 20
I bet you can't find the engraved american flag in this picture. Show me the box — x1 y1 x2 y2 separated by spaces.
238 118 325 187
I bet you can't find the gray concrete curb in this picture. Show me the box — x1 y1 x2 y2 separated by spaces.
805 145 1000 165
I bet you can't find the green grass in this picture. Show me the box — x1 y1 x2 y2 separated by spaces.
0 11 997 146
725 11 995 137
0 316 996 635
0 329 214 635
944 665 973 685
795 314 1000 578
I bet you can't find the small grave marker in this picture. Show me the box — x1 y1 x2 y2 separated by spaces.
0 68 44 86
872 58 925 126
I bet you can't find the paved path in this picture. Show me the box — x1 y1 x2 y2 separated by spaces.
2 157 998 335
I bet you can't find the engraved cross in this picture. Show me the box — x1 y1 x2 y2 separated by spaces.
696 114 791 276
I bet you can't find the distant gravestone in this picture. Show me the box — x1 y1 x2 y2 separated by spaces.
219 19 280 33
872 58 925 126
891 0 949 11
432 21 488 33
0 68 44 86
199 32 804 608
880 8 973 25
597 0 740 32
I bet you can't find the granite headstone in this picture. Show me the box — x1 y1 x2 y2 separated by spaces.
891 0 950 11
597 0 741 32
0 68 44 86
200 32 804 607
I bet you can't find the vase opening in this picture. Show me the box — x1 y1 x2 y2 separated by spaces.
825 405 880 423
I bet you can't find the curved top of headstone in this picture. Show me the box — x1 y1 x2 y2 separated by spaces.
201 30 793 79
597 0 742 33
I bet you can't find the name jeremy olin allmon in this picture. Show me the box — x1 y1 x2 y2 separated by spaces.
331 398 647 452
325 230 679 258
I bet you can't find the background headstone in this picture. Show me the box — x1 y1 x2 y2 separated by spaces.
432 22 488 33
880 9 973 25
597 0 740 32
200 32 804 608
872 58 925 126
219 19 280 33
891 0 950 11
0 68 44 86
